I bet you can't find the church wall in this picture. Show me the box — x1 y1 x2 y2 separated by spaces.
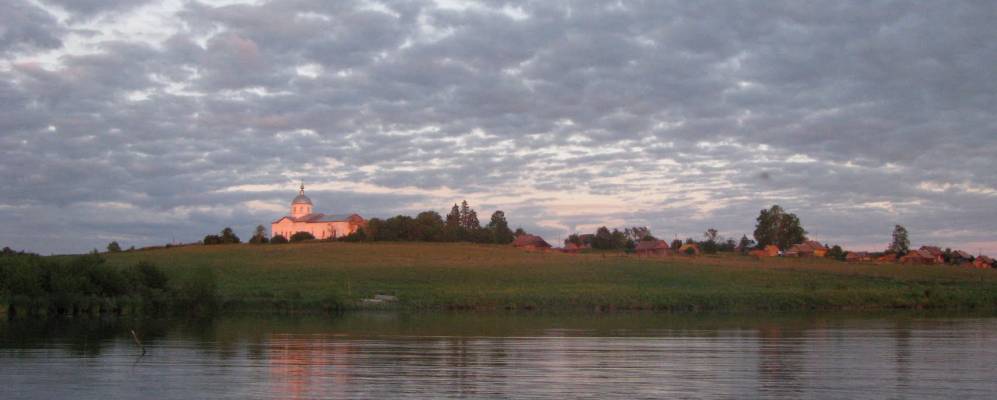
271 219 360 240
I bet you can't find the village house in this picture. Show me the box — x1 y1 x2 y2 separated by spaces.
876 253 898 263
973 255 994 269
785 241 828 257
919 246 945 262
951 250 975 265
512 234 552 251
845 251 872 262
635 240 673 257
678 243 701 256
270 185 365 240
561 242 584 254
900 248 943 265
749 245 780 257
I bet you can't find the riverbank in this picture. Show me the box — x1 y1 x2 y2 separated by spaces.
88 242 997 314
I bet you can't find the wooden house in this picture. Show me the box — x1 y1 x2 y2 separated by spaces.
845 251 871 262
749 245 780 257
900 249 940 265
635 240 673 257
876 253 898 263
785 241 827 257
561 242 583 254
972 255 993 269
512 234 552 251
678 243 701 256
952 250 974 264
918 246 945 263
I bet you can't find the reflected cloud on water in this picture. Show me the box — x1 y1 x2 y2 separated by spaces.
2 313 996 399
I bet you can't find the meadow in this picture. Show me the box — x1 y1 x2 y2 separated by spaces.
98 242 997 313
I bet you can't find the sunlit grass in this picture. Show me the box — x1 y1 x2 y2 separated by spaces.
102 242 997 312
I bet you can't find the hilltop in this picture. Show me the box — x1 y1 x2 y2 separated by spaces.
98 242 997 313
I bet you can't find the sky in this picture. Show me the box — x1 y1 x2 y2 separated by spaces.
1 0 996 255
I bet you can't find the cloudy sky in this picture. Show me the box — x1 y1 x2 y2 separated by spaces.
2 0 995 255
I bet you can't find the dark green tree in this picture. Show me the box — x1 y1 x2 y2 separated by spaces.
753 205 807 249
487 210 515 244
107 241 122 253
290 231 315 242
220 227 241 244
459 200 472 228
364 218 385 241
415 211 445 241
565 233 583 247
611 229 628 249
828 245 846 261
270 234 288 244
623 226 654 242
737 235 756 253
202 235 222 245
592 227 614 249
249 225 269 244
465 209 480 231
888 225 910 255
444 204 462 241
701 228 720 254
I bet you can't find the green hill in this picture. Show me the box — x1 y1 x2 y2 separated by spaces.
99 242 997 313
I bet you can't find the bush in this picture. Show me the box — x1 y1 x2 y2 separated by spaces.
0 253 217 317
130 261 169 290
290 231 316 242
828 245 846 261
203 235 223 245
107 241 122 253
270 234 289 244
339 229 366 242
220 227 241 244
171 267 218 315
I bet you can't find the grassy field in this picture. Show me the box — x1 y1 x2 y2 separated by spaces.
102 242 997 313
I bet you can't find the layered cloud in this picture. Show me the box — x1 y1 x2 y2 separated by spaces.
1 0 995 254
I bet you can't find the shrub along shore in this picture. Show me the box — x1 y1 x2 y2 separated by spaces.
4 242 997 317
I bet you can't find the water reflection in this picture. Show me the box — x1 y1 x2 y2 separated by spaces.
1 313 996 399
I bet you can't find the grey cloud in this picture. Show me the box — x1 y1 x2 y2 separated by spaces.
1 0 63 55
40 0 152 19
2 0 996 254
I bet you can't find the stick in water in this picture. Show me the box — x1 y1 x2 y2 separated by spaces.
131 330 146 356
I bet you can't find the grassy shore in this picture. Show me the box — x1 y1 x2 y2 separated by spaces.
95 241 997 313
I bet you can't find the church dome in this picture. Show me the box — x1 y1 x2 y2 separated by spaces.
291 184 312 205
292 194 312 205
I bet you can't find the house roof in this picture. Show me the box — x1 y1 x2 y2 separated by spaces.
906 249 935 259
635 240 670 251
787 243 814 253
292 194 313 205
273 213 361 224
512 234 551 248
954 250 973 259
919 246 943 256
291 184 313 205
804 240 827 250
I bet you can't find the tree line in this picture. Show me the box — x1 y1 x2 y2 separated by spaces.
563 204 810 255
341 200 518 244
188 200 522 246
0 251 217 317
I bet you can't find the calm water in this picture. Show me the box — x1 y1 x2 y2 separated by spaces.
2 313 996 399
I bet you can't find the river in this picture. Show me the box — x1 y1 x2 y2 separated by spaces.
2 312 995 399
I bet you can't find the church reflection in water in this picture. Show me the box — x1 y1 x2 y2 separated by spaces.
252 318 995 399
